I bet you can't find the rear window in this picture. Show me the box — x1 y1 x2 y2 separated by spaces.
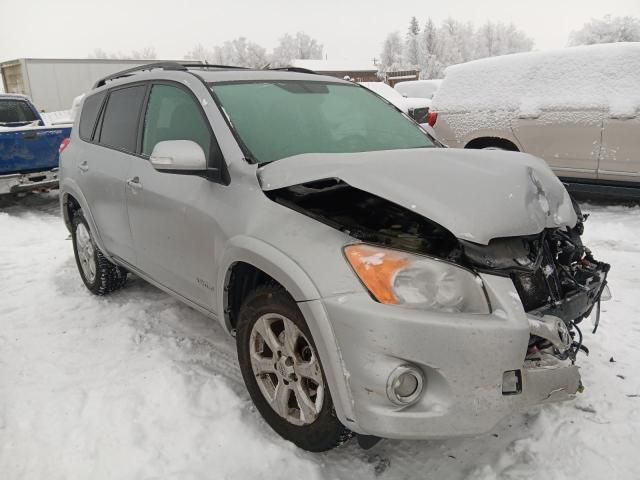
0 99 39 125
98 85 146 152
79 92 106 141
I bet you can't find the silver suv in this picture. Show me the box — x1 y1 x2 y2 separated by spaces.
59 62 610 452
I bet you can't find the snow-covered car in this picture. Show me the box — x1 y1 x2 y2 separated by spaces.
59 62 610 452
395 79 442 100
429 43 640 194
359 81 431 124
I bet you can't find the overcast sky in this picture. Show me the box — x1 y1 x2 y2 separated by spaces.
2 0 639 63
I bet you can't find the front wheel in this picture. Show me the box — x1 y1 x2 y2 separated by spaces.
71 210 127 295
236 286 352 451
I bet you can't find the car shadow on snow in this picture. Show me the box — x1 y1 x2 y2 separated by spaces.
0 190 62 216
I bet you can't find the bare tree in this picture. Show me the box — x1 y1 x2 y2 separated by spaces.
569 14 640 45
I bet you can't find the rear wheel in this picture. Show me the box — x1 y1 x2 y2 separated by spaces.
71 210 128 295
236 285 352 451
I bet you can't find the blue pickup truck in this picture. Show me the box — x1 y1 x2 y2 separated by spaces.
0 94 71 195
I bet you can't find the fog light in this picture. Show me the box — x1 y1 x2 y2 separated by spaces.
386 365 424 406
502 369 522 395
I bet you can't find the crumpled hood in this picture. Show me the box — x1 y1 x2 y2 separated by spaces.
258 148 577 245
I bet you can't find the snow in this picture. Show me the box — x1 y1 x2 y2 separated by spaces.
358 82 430 113
394 80 443 100
40 109 74 126
431 43 640 115
359 82 410 112
2 193 640 480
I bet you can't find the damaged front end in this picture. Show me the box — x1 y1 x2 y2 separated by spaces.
462 203 611 363
266 177 610 367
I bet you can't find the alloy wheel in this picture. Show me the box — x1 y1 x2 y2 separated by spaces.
249 313 324 426
75 223 96 283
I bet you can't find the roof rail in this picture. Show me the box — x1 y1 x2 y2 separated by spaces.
92 61 251 88
267 66 318 75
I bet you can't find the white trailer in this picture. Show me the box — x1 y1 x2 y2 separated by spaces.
0 58 168 112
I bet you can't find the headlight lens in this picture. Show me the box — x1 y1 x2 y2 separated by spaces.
344 244 490 314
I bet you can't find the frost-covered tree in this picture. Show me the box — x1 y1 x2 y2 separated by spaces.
185 38 267 68
216 38 268 67
569 15 640 45
271 32 323 67
438 18 474 66
129 47 157 60
88 47 157 60
419 18 443 78
404 17 421 67
184 44 214 63
381 17 534 79
380 32 404 71
475 22 534 58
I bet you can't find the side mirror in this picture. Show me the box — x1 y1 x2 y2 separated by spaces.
150 140 207 172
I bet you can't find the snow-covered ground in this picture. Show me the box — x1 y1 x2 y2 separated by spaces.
1 192 639 480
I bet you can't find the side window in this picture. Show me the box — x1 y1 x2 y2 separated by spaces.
79 92 106 141
98 85 146 152
0 100 39 124
142 84 213 160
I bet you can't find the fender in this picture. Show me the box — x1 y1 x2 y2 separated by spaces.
59 178 115 263
217 234 357 425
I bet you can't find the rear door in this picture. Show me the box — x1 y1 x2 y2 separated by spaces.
126 82 224 309
80 84 147 264
598 106 640 183
512 106 604 180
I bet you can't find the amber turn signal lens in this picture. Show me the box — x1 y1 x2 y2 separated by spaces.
344 244 409 304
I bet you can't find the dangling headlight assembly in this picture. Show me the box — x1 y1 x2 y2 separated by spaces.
344 244 491 314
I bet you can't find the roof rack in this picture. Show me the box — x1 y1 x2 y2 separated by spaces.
92 61 251 89
266 66 318 75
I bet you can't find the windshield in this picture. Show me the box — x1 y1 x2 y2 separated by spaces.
209 81 435 164
0 99 39 126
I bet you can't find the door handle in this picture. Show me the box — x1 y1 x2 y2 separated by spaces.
78 161 89 172
23 131 39 140
126 176 142 189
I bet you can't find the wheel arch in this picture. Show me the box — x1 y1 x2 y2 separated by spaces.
217 235 321 333
464 136 520 151
59 180 111 259
218 236 357 427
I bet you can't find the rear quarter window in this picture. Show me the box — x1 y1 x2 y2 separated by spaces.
78 92 106 141
98 85 147 152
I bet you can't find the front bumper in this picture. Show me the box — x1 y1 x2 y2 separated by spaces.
321 273 581 439
0 168 59 195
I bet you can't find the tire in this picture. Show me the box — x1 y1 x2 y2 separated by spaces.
236 285 352 451
71 210 128 295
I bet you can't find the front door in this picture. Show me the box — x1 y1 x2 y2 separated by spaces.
126 82 224 309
